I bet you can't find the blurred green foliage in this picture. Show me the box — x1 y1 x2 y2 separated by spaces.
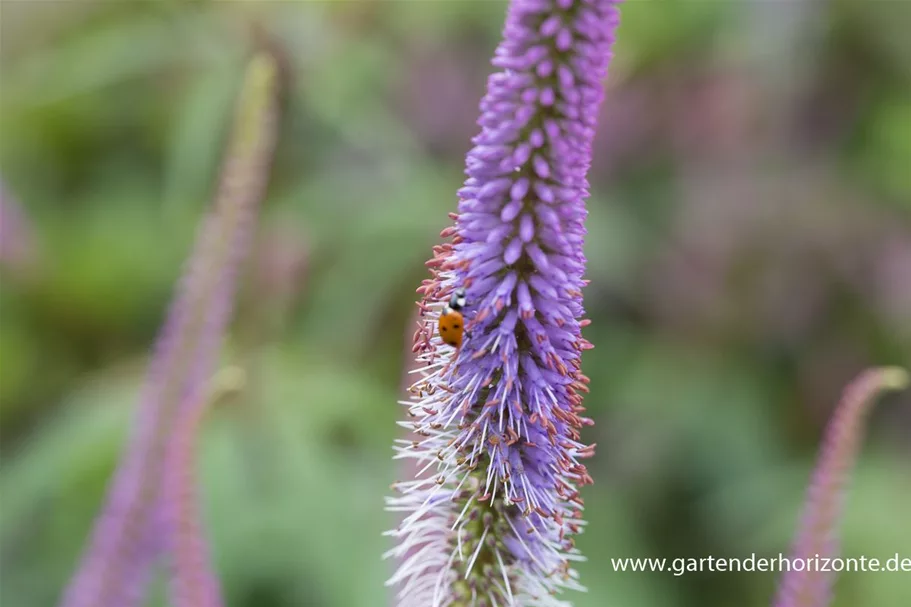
1 1 909 607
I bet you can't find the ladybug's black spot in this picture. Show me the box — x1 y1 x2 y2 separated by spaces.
453 324 460 329
441 326 448 332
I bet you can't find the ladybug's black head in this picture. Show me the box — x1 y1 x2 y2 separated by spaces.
449 288 467 311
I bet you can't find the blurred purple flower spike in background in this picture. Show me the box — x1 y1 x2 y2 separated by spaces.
57 53 280 607
774 367 909 607
385 1 622 606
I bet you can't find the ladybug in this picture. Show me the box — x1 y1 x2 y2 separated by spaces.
438 288 467 348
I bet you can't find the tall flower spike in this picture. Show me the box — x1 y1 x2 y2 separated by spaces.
773 367 909 607
164 366 247 607
161 53 279 607
386 1 622 606
58 52 280 607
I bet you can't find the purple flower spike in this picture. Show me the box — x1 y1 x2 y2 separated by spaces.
164 367 246 607
774 367 909 607
58 53 280 607
386 1 622 605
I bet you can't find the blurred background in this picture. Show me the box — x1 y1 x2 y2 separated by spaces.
1 1 909 606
